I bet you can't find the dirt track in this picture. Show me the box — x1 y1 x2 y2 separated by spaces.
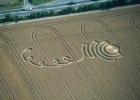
0 5 140 100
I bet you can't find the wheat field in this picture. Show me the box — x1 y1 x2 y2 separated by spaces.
0 5 140 100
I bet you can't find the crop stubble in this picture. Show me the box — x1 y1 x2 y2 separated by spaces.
0 5 140 100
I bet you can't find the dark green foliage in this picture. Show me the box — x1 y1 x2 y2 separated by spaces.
28 0 53 6
4 14 13 22
49 10 56 16
28 11 50 19
0 19 4 23
126 0 140 4
58 7 76 15
1 14 25 23
77 3 98 12
13 15 20 21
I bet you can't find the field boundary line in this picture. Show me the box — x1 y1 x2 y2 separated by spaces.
0 9 140 33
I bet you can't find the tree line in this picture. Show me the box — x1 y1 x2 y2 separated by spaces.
0 0 140 23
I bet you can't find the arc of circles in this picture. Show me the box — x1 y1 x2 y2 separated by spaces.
22 48 59 68
22 40 123 68
22 48 77 68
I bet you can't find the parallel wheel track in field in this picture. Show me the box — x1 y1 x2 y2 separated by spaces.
80 19 137 100
129 14 139 32
30 25 107 100
31 27 77 100
103 61 137 100
52 27 106 100
40 25 107 100
81 23 90 39
1 25 139 48
89 20 137 100
95 19 140 69
0 74 15 100
0 34 46 100
1 8 140 100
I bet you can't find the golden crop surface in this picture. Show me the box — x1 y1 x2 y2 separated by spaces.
0 5 140 100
